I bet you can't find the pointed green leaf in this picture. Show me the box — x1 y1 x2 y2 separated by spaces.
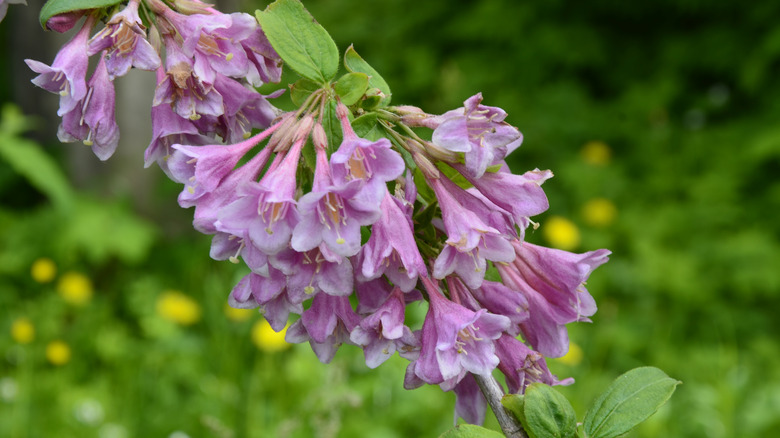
523 383 578 438
351 113 384 141
39 0 123 28
290 78 321 107
256 0 339 83
438 424 505 438
344 45 392 106
321 99 342 152
334 72 370 106
584 367 681 438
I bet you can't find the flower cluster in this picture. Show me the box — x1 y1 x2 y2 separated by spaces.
168 91 609 423
25 0 281 161
26 0 610 426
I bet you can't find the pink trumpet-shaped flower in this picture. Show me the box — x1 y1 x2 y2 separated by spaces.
87 0 161 79
57 54 119 160
26 15 95 117
412 277 510 385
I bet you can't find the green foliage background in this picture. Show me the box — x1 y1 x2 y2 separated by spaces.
2 0 780 436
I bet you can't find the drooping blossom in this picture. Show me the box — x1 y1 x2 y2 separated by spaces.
453 375 487 425
331 102 405 203
168 118 283 198
431 93 523 178
291 133 381 257
158 9 253 84
350 287 407 368
217 136 304 255
468 280 530 337
495 334 573 394
270 246 354 299
57 55 119 160
153 38 223 121
429 175 515 288
185 138 275 234
358 191 427 292
459 164 553 226
285 293 361 363
241 25 283 86
411 277 510 386
212 73 281 143
497 240 610 358
87 0 161 79
26 15 95 116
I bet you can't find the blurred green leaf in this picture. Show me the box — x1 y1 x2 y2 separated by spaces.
584 367 681 438
0 105 74 211
256 0 339 83
60 197 157 264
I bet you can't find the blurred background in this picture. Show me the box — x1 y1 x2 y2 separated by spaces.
2 0 780 437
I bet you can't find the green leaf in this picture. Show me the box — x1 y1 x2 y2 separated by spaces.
290 78 321 107
501 393 527 424
39 0 123 28
351 113 384 141
523 383 578 438
61 197 157 264
413 167 435 205
438 424 505 438
334 72 370 106
436 162 473 190
321 99 342 152
344 45 392 106
0 105 74 211
584 367 681 438
256 0 339 84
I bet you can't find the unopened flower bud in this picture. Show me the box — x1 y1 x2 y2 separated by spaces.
292 114 314 144
267 113 298 152
312 123 328 151
423 140 460 163
45 11 85 33
413 151 439 179
172 0 215 15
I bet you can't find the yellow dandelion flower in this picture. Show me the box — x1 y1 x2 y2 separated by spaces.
156 290 202 325
556 342 584 366
11 318 35 344
251 319 289 353
31 258 57 283
582 198 618 227
580 141 611 166
224 303 254 322
57 271 93 306
46 340 71 366
542 216 581 251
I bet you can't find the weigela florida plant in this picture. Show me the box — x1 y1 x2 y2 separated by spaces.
20 0 679 436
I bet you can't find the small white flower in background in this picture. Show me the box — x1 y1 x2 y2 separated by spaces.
0 377 18 402
99 423 129 438
74 398 105 426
